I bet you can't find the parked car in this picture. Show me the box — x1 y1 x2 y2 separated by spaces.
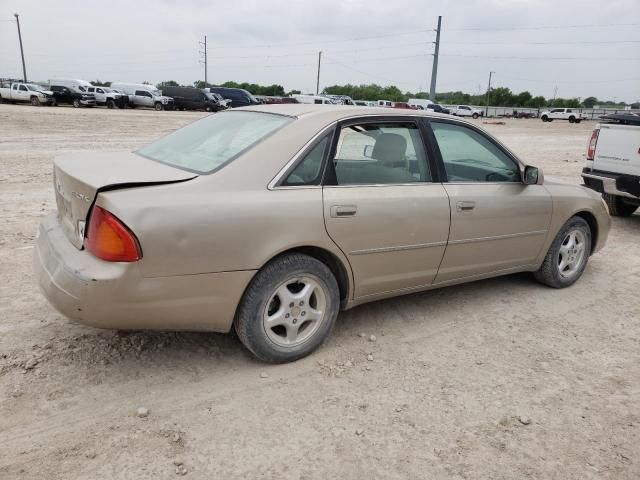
35 105 609 363
0 80 53 106
86 86 128 109
391 102 418 110
324 95 355 105
48 85 96 107
209 92 231 108
451 105 482 118
407 99 433 110
581 113 640 216
426 103 450 114
110 82 174 110
354 100 376 107
205 87 260 108
161 86 223 112
377 100 393 107
291 94 336 105
540 108 587 123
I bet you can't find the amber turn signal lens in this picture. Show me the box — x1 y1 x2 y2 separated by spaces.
85 206 141 262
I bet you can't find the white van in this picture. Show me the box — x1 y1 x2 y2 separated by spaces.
292 94 336 105
110 82 174 110
49 78 93 93
377 100 393 107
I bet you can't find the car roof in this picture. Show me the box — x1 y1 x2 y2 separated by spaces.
235 104 454 122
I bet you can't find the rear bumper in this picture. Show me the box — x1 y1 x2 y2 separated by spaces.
582 168 640 200
34 212 255 332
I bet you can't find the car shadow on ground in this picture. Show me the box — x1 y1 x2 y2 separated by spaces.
19 271 542 378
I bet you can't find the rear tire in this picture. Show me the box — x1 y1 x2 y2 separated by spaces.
569 116 575 123
534 216 591 288
235 253 340 363
603 193 638 217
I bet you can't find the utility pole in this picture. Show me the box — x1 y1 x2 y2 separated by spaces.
199 35 208 87
14 13 27 82
485 71 494 117
552 85 558 105
429 15 442 102
316 51 322 95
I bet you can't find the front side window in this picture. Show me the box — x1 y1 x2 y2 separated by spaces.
137 111 292 174
19 85 28 91
431 122 520 182
283 136 330 186
331 123 430 185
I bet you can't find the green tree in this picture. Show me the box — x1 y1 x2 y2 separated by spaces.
157 80 180 89
92 80 111 87
514 91 532 107
489 87 513 106
582 96 598 108
527 96 546 108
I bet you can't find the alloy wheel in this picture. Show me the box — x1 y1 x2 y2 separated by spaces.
262 276 327 347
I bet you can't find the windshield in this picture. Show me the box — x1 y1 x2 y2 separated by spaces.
151 89 162 97
25 84 42 91
137 111 293 174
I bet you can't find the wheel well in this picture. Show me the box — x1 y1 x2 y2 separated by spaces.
574 211 598 253
273 247 350 304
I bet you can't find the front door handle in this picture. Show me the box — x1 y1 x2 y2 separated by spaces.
456 201 476 212
330 205 357 218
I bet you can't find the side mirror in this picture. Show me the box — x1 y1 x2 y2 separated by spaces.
363 145 374 158
523 165 543 185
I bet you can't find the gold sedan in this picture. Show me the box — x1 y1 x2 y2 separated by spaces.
34 105 610 362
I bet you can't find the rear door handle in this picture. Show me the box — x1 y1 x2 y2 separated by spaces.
330 205 357 218
456 201 476 212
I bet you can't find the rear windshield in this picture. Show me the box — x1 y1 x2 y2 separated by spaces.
136 111 292 174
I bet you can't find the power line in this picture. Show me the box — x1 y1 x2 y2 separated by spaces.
452 22 640 31
439 53 640 60
207 29 433 49
446 40 640 45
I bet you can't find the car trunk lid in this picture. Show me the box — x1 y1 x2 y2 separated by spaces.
53 151 196 249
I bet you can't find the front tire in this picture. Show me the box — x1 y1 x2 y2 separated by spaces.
154 102 163 111
541 115 548 122
534 216 591 288
472 113 479 119
106 99 115 109
235 253 340 363
73 99 80 108
30 96 40 106
603 193 638 217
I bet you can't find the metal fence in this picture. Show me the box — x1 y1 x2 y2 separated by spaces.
456 105 640 119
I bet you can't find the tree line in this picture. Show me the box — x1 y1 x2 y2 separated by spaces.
90 79 637 108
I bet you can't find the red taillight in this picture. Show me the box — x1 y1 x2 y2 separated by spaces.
85 206 141 262
587 129 599 161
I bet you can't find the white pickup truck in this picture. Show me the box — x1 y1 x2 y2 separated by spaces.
581 113 640 216
451 105 482 118
0 80 53 106
540 108 587 123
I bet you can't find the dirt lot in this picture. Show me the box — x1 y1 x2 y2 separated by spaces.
0 104 638 479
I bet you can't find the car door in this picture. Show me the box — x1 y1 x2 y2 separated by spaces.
322 118 451 299
17 84 29 101
427 119 552 284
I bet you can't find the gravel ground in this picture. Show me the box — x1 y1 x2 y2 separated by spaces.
0 104 638 480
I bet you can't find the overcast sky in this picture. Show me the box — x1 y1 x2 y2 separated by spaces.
1 0 639 102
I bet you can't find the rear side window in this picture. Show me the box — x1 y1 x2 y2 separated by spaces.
283 136 330 186
332 123 430 185
137 111 292 174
